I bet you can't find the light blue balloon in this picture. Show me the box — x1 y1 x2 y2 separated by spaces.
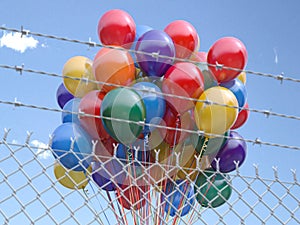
132 82 166 133
62 98 81 125
51 122 93 171
220 79 247 110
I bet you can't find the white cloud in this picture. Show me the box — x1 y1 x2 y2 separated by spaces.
31 140 52 159
0 31 39 53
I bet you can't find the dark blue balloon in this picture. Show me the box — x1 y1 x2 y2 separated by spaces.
220 79 247 110
162 179 195 217
116 142 152 164
135 30 175 77
211 131 247 173
130 25 153 67
62 98 81 124
92 159 126 191
132 82 166 133
56 83 74 109
51 123 93 171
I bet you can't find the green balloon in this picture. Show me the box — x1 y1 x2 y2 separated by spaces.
202 70 218 90
197 63 217 90
186 130 228 156
101 88 146 146
194 168 232 208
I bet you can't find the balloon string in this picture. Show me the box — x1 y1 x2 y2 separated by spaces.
154 190 161 225
201 174 216 205
164 113 181 222
199 137 209 160
113 190 128 225
126 165 140 225
171 114 181 150
172 181 189 225
162 114 180 223
143 133 151 225
82 186 107 225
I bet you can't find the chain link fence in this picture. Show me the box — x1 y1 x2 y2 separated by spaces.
0 135 299 225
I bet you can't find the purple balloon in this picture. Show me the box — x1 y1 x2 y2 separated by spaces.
135 30 175 77
211 131 247 173
56 83 74 109
92 159 126 191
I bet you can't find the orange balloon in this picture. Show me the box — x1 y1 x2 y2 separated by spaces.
93 48 135 93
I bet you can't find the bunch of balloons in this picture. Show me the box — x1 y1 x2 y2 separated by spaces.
51 9 249 216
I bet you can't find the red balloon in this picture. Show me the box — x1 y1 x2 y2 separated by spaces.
79 90 110 141
117 184 149 210
164 20 199 59
162 62 204 113
97 9 136 48
159 105 193 146
207 37 247 83
79 91 117 162
231 103 250 129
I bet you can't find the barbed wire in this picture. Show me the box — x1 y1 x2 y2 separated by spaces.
0 27 300 153
1 63 300 122
0 25 300 84
0 98 300 152
1 25 300 225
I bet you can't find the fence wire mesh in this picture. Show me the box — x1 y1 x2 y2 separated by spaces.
0 137 299 225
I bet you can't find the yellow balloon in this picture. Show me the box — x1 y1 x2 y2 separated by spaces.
148 143 197 182
148 129 167 151
54 162 91 190
176 145 210 181
237 71 247 84
194 86 238 137
63 56 97 97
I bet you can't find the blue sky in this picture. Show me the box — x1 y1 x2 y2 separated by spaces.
0 0 300 224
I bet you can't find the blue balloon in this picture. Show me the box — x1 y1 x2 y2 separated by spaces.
92 159 126 191
135 30 175 77
56 83 74 109
116 142 152 164
51 123 93 171
62 98 81 125
220 79 247 109
130 25 153 67
132 82 166 133
163 179 195 217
